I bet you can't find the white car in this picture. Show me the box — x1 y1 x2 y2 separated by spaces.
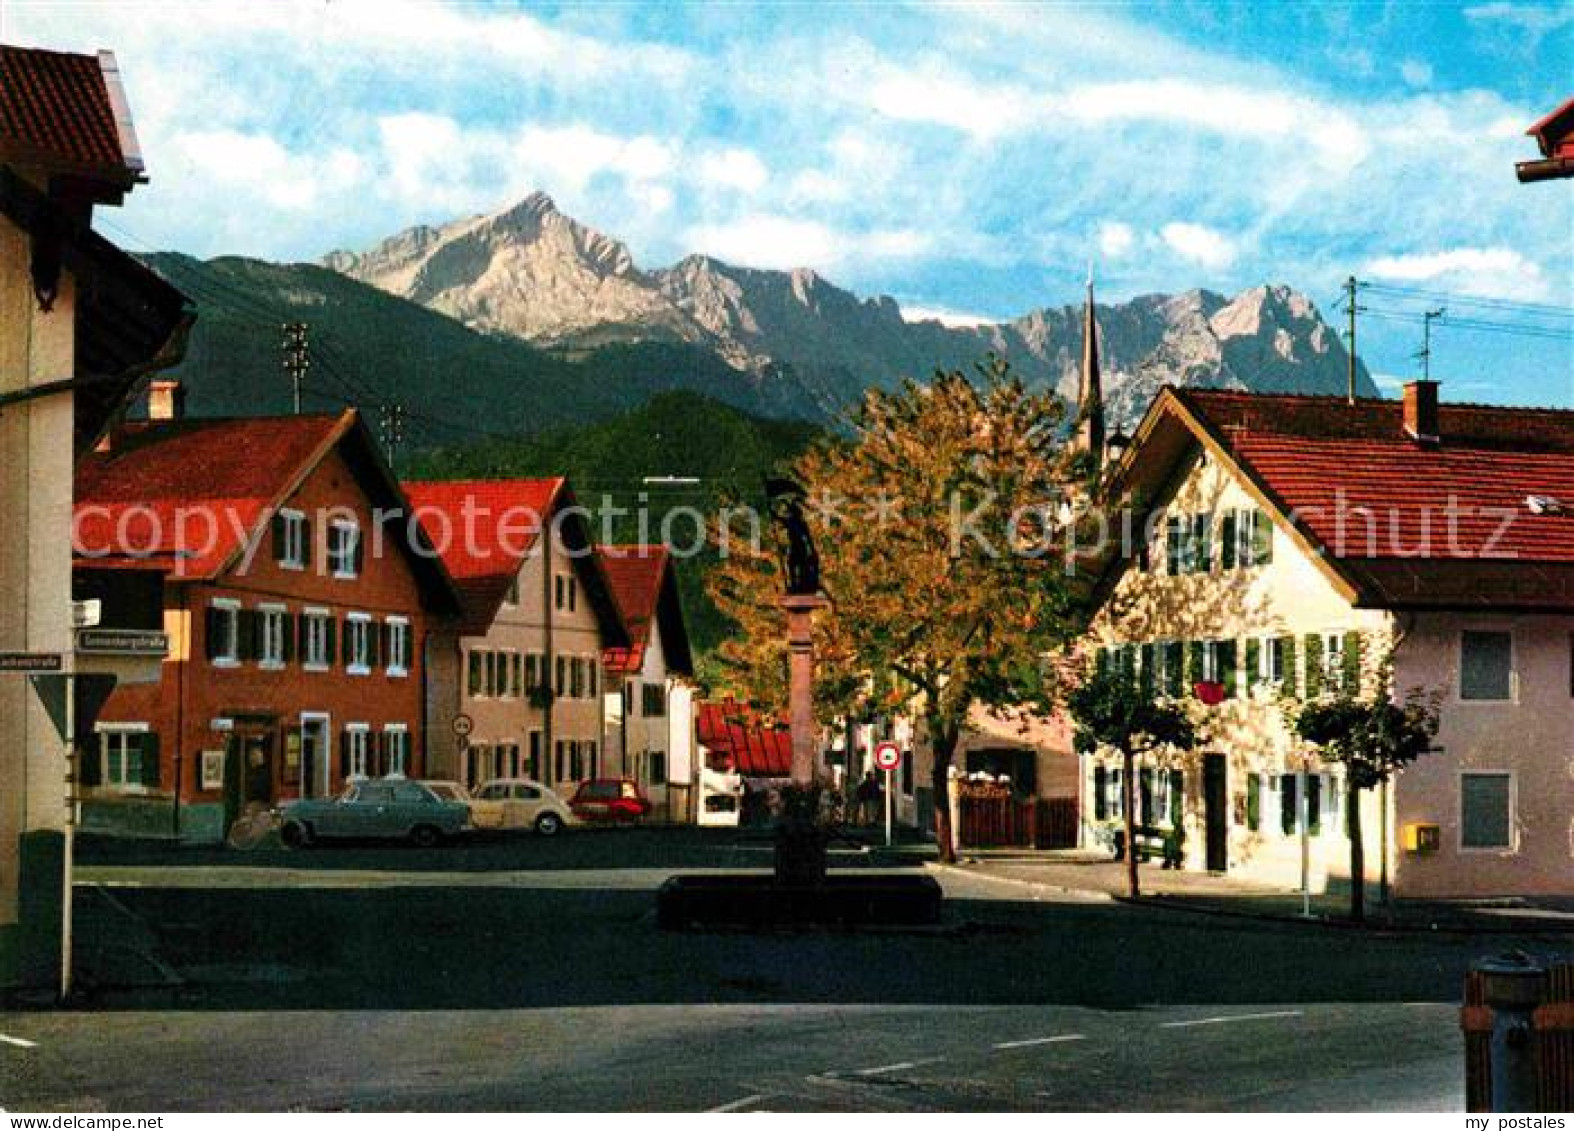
472 778 577 835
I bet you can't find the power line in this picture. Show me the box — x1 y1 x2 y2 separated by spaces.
1361 282 1572 320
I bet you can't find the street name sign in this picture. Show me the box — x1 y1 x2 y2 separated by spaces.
0 651 62 673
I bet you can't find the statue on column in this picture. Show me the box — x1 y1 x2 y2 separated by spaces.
766 476 820 598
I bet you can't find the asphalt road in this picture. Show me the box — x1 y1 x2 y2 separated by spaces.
2 827 1562 1111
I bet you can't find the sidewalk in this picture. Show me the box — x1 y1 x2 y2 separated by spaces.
935 848 1574 934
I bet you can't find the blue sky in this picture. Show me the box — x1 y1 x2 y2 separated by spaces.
5 1 1570 407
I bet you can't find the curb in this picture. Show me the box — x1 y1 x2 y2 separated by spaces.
930 862 1574 937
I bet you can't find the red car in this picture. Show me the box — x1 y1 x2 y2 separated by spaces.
570 778 652 823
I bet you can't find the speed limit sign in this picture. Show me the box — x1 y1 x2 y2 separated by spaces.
873 741 901 772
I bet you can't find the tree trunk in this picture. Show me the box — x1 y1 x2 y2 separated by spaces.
930 726 958 864
1347 774 1365 922
1123 747 1139 900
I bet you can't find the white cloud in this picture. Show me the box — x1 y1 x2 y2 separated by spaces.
686 214 929 272
1098 222 1136 259
1365 247 1551 301
1464 2 1574 34
1399 59 1433 87
1161 223 1238 270
900 304 998 328
167 129 364 211
698 148 769 193
868 71 1034 138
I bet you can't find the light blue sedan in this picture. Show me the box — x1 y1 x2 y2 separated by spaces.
280 780 471 847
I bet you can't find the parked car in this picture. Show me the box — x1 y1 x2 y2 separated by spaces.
570 778 652 824
280 780 471 847
421 779 504 830
472 778 577 835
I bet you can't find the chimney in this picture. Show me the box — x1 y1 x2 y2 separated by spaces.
1402 379 1439 445
147 378 186 422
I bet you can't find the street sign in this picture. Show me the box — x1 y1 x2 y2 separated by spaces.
873 741 902 772
453 713 474 737
75 628 168 655
0 651 62 673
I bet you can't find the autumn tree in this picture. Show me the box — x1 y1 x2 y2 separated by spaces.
706 357 1093 861
1067 659 1196 899
1286 654 1440 921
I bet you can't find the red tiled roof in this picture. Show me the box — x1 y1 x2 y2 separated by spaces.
599 545 669 675
1149 388 1574 609
696 698 793 778
0 46 138 183
74 413 347 578
402 478 561 634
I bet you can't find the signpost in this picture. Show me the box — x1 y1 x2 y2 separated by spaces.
873 741 902 847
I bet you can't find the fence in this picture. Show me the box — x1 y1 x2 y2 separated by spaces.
958 792 1078 850
1462 959 1574 1111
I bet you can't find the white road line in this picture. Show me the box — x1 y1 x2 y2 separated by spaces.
992 1033 1087 1050
706 1093 765 1113
1159 1010 1303 1029
851 1057 946 1076
0 1033 38 1048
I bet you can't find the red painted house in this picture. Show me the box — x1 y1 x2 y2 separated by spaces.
1518 96 1574 183
74 400 460 841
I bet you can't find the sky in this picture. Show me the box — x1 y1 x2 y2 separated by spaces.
5 0 1571 407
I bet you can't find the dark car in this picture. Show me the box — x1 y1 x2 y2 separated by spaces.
280 780 471 847
570 778 652 823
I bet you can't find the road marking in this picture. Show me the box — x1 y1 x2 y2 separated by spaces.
1159 1010 1303 1029
0 1033 38 1048
851 1057 946 1076
993 1033 1086 1050
706 1093 764 1112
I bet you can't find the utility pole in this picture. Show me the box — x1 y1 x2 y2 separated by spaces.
281 322 309 414
378 401 405 472
1342 276 1364 404
1415 307 1446 380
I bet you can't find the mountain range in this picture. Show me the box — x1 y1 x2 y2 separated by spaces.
324 191 1378 424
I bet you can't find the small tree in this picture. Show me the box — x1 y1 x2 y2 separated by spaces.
1287 660 1440 921
1068 659 1196 899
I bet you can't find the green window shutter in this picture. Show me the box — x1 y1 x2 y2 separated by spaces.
1278 635 1296 692
1220 639 1239 697
1139 768 1154 825
1280 774 1298 835
1246 773 1260 831
1164 641 1184 697
282 614 296 663
1304 634 1324 697
140 732 161 788
1194 514 1212 574
1252 509 1273 565
342 618 354 666
366 621 381 670
339 730 351 780
204 606 223 661
404 626 415 670
1169 769 1184 825
1342 631 1362 694
1221 511 1238 570
352 530 366 576
271 513 288 563
1093 765 1107 820
1187 641 1204 693
237 609 258 661
79 738 102 787
1167 517 1183 576
325 616 337 667
301 517 313 569
1245 638 1261 689
1307 774 1322 835
1139 643 1156 696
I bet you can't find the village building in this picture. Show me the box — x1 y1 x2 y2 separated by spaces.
598 546 696 821
74 403 460 843
694 698 794 826
1084 381 1574 897
403 478 627 795
0 45 190 989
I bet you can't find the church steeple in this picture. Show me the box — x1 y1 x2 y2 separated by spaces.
1077 264 1106 464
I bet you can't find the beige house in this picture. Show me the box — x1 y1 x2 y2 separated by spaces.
1086 382 1574 897
403 479 627 795
598 546 695 819
0 46 189 991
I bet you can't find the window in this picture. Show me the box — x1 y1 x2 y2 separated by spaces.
570 657 585 699
302 609 332 670
555 740 567 783
1093 764 1107 820
1221 509 1272 570
1461 631 1513 701
380 619 406 673
504 575 521 607
1255 636 1288 688
528 731 542 780
328 520 361 579
344 614 372 674
467 651 484 697
648 751 666 784
642 682 667 717
1322 632 1345 692
344 725 371 779
568 578 577 612
206 599 240 665
273 509 308 570
381 726 407 776
555 655 567 695
1461 772 1513 849
1279 774 1298 835
1246 772 1261 831
258 605 288 668
1307 774 1322 836
554 575 565 610
96 726 152 790
1165 516 1184 576
525 653 543 694
1161 641 1184 697
588 661 598 699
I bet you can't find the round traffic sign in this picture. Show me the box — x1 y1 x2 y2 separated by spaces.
873 741 902 772
453 713 474 737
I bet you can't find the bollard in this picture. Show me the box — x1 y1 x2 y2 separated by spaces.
1476 952 1549 1112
